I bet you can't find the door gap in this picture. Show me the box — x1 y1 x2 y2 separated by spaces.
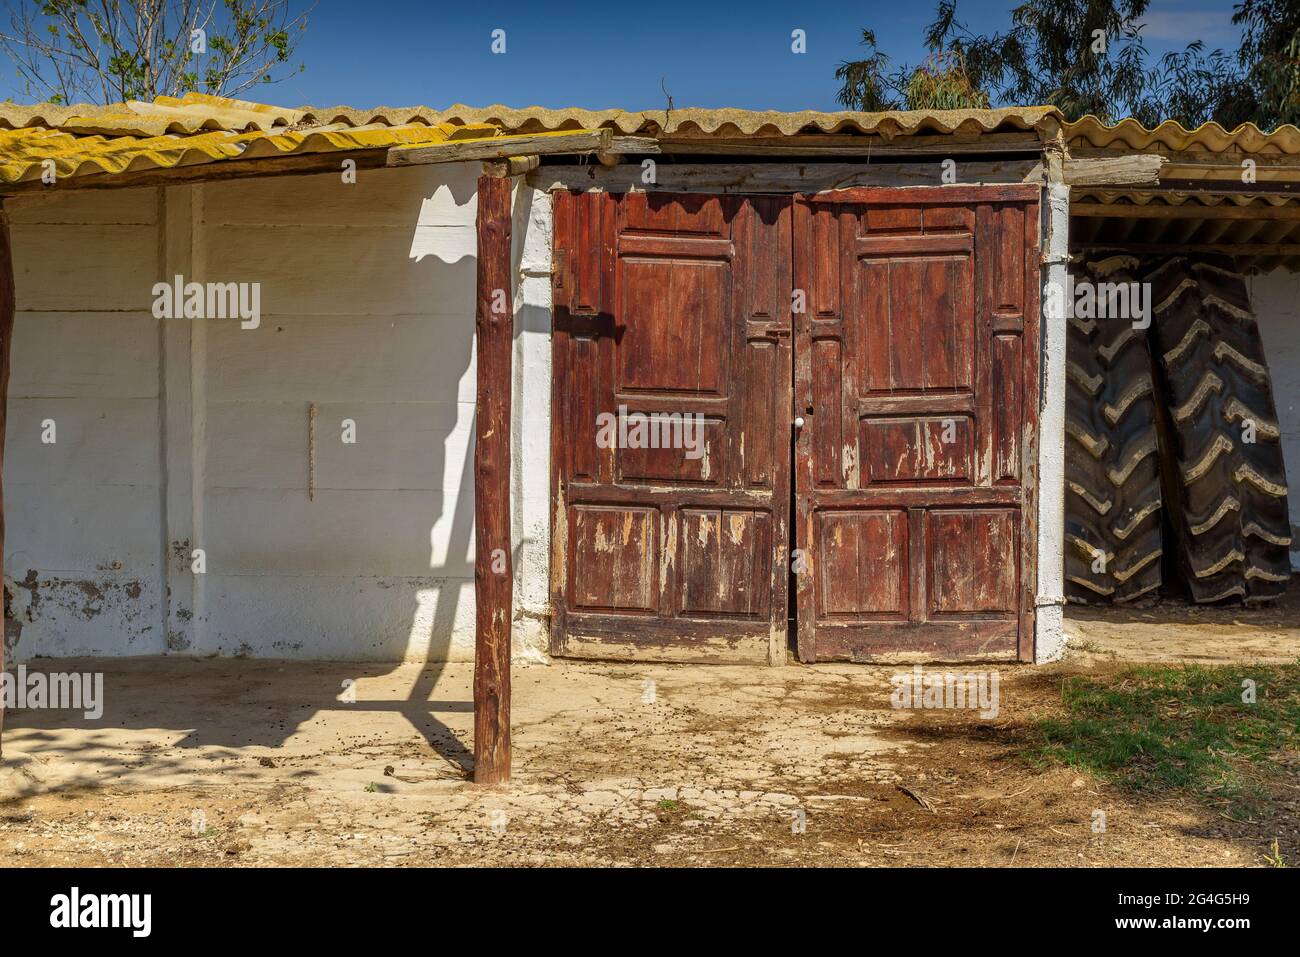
787 418 799 652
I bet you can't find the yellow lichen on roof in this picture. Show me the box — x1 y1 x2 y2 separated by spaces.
0 93 503 185
1065 115 1300 156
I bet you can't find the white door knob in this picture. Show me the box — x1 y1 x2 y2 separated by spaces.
794 416 806 429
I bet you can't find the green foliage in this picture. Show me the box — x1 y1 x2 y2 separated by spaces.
834 30 903 112
835 34 988 112
905 52 989 111
1232 0 1300 128
837 0 1300 130
1133 41 1243 129
0 0 310 105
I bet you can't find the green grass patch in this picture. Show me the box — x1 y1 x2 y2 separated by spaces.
1029 663 1300 808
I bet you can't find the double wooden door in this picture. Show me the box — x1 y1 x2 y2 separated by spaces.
550 186 1041 663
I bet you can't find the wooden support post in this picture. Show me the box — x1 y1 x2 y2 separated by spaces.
0 203 13 758
473 174 514 785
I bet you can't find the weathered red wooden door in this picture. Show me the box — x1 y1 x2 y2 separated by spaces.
550 191 792 663
792 186 1042 662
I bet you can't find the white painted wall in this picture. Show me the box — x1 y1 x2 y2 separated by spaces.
1034 182 1069 663
1249 269 1300 571
4 190 165 658
3 163 552 662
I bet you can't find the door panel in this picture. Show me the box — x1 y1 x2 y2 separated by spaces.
568 505 659 613
927 508 1020 615
550 191 792 663
793 186 1041 662
815 509 908 617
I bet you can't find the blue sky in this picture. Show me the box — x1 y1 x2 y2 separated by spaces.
1 0 1247 110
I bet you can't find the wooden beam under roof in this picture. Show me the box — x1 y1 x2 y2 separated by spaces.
653 129 1046 157
1072 201 1300 221
529 159 1045 194
1074 241 1300 255
1069 145 1300 183
0 147 391 195
388 129 611 166
1062 153 1164 187
1153 179 1300 196
608 136 660 154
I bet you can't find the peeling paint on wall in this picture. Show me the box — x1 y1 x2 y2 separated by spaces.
4 570 160 659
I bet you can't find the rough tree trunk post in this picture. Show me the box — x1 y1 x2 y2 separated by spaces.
0 203 14 759
473 174 514 785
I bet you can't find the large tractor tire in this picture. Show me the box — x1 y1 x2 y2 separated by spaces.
1064 253 1164 604
1144 254 1292 603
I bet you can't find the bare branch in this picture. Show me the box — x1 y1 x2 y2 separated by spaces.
0 0 311 104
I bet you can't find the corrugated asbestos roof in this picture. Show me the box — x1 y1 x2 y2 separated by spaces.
0 94 1072 188
1064 115 1300 156
0 93 503 185
9 90 1300 202
305 104 1062 138
1074 188 1300 208
0 96 1062 139
0 121 505 184
0 93 304 136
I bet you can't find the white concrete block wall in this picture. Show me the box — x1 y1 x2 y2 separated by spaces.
1249 270 1300 571
4 189 166 658
3 164 553 662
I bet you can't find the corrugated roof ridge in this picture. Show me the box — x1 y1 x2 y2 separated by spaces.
301 103 1061 137
12 96 1300 156
0 96 1062 139
1073 188 1298 209
1065 114 1300 155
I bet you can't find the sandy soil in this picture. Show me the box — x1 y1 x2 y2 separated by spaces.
1064 585 1300 664
1 598 1297 867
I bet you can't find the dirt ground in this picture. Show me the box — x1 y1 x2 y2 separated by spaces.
2 593 1299 868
